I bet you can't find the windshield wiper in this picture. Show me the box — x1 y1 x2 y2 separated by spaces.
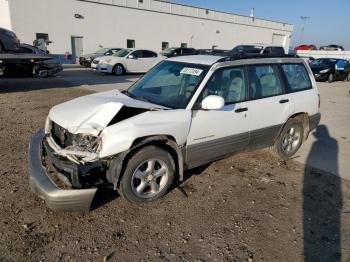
121 90 153 104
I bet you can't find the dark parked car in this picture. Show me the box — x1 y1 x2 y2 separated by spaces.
196 49 232 56
3 43 63 77
79 48 122 67
0 27 20 53
160 47 197 58
319 45 344 51
310 58 350 82
232 44 285 56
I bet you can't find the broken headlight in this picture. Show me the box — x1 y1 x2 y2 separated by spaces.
72 134 102 152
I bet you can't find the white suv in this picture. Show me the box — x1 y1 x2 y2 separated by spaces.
29 54 321 211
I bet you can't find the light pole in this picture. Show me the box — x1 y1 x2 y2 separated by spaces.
298 16 310 45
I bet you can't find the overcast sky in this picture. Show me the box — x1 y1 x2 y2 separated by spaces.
171 0 350 49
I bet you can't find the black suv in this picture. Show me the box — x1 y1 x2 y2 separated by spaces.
232 44 285 56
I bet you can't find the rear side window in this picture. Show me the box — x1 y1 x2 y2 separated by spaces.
248 65 284 99
281 64 312 92
142 50 157 58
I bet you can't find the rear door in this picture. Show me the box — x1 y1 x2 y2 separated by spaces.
139 50 158 72
245 64 294 149
280 62 319 117
186 66 250 168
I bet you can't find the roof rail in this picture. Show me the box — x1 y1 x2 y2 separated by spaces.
217 53 300 62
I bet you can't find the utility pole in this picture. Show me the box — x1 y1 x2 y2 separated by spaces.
298 16 310 45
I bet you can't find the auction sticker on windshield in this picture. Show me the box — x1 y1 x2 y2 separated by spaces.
180 67 203 76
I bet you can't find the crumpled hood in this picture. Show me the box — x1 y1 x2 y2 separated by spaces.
49 90 166 136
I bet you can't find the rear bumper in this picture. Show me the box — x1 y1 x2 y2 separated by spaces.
28 129 97 212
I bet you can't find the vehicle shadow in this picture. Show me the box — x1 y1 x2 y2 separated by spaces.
0 68 141 94
303 125 343 261
90 187 119 211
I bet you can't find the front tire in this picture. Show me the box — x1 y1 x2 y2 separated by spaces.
113 64 125 76
118 146 175 203
327 73 334 83
273 119 304 160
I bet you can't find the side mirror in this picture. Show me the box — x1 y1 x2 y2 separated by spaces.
201 95 225 110
105 51 112 56
128 55 136 59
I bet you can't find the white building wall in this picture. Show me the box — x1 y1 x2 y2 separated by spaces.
296 50 350 60
7 0 293 55
0 0 12 30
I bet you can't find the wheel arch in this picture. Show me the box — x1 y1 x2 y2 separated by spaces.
283 112 310 142
107 135 185 189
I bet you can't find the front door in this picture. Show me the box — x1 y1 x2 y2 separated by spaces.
71 36 83 64
186 66 250 168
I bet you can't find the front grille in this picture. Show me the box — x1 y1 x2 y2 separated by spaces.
51 121 74 148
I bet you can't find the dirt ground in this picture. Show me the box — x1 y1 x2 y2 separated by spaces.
0 78 349 262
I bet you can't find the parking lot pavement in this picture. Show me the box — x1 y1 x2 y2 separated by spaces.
59 67 141 92
295 81 350 181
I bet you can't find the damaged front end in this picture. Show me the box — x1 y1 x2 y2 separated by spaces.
29 129 101 212
28 90 168 211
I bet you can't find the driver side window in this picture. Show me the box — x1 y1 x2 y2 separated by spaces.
130 50 141 58
200 67 248 104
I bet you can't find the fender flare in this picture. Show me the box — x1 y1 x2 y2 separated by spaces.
106 136 185 189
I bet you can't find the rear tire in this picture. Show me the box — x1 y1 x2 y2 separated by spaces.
273 119 304 160
118 146 175 203
113 64 125 76
345 73 350 82
327 73 334 83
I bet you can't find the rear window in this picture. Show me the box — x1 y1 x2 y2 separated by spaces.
248 65 285 99
281 64 312 92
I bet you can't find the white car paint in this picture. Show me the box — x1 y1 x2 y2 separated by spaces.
46 55 320 166
91 49 165 74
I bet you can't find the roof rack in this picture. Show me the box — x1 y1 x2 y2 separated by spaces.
217 53 300 62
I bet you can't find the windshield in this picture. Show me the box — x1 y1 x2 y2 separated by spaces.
310 59 336 67
95 48 109 54
232 45 263 53
161 48 176 54
113 49 132 57
127 61 210 109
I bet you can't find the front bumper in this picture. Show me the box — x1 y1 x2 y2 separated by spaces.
28 129 97 212
314 73 329 82
94 63 113 73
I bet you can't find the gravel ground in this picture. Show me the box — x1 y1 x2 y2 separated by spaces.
0 78 349 262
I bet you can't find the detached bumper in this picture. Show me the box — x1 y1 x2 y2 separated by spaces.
28 129 97 212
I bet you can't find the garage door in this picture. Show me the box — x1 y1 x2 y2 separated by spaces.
272 34 286 46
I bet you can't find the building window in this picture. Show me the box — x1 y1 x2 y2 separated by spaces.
181 43 187 48
127 39 135 48
162 42 169 50
36 33 49 41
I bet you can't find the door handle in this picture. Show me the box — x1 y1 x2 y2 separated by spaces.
235 107 248 113
279 99 289 104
